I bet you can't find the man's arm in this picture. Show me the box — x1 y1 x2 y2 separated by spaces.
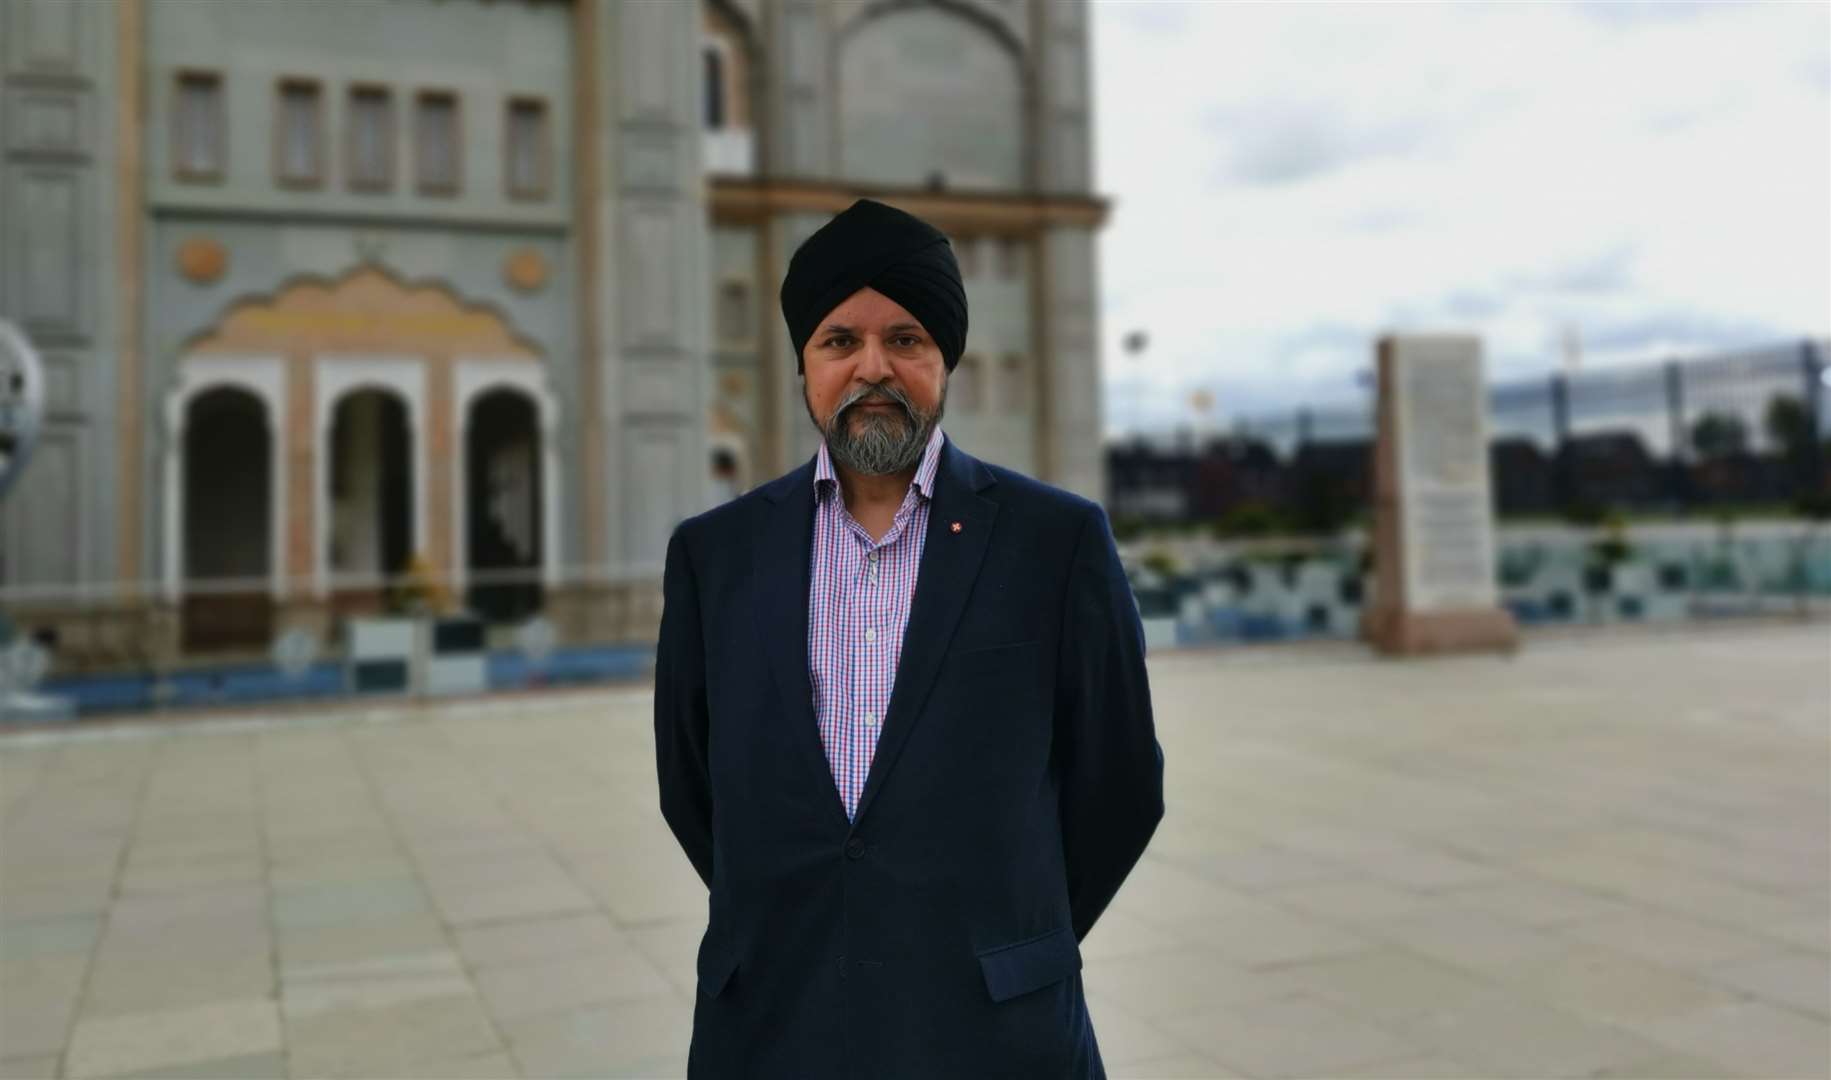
1056 503 1166 944
654 526 714 890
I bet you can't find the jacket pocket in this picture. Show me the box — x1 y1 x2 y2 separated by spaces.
696 929 739 1000
975 924 1081 1003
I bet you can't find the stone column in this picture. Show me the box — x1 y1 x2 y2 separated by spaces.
1033 226 1104 502
1028 0 1103 500
1030 0 1093 196
763 212 830 477
762 0 832 180
0 0 125 598
582 0 710 594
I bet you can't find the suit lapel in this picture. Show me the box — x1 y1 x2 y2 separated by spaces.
849 438 998 831
755 459 851 831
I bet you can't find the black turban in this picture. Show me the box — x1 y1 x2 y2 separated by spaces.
779 198 968 374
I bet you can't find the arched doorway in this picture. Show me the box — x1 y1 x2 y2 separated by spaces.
328 387 413 614
464 387 543 621
182 386 273 651
183 267 549 614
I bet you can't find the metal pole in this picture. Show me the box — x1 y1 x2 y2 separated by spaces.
1551 373 1571 510
1665 359 1687 511
1805 338 1825 496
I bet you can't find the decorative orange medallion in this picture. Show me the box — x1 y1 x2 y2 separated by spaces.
176 237 228 284
503 248 548 293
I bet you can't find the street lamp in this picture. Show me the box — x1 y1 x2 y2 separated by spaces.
0 318 45 502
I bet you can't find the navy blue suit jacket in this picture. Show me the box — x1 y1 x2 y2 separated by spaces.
654 435 1165 1079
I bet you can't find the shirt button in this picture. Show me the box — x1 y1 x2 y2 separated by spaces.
863 712 876 726
864 627 876 643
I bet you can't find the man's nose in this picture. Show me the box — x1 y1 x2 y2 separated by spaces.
855 336 894 381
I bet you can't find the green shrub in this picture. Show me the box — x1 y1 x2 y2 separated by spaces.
1214 502 1280 539
1562 500 1609 528
1140 552 1178 579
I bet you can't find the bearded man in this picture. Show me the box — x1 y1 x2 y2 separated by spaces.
654 198 1164 1079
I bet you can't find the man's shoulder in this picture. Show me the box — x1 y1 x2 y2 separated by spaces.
670 460 810 554
975 458 1104 527
673 486 765 547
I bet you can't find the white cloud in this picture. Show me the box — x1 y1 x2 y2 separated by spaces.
1091 0 1831 437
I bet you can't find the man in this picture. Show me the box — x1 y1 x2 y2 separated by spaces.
709 447 740 504
654 199 1164 1079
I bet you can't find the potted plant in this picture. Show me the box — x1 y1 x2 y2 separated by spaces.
1583 511 1635 620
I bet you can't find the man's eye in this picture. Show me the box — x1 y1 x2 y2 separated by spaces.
891 335 920 348
824 335 854 348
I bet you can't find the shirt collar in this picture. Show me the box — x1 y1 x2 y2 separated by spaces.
814 424 946 504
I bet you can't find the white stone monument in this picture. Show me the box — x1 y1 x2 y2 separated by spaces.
1364 333 1519 655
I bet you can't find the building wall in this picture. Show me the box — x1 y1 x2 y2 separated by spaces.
137 0 584 600
4 0 710 645
142 0 573 225
0 0 121 597
3 0 1098 666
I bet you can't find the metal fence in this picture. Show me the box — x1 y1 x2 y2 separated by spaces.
1109 338 1829 530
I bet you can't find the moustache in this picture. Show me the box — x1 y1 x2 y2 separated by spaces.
835 385 915 421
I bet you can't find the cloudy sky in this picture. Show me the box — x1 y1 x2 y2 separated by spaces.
1090 0 1831 437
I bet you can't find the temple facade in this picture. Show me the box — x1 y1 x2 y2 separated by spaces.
0 0 1107 670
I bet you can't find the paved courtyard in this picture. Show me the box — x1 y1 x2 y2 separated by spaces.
2 622 1827 1079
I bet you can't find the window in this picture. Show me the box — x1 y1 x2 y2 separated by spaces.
717 280 750 344
998 237 1024 280
505 97 549 200
173 71 224 181
703 46 726 130
346 84 395 191
953 235 978 278
1001 353 1029 412
275 78 323 187
415 90 460 195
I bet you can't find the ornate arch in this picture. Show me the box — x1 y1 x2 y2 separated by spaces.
832 0 1031 190
162 356 287 603
174 263 545 600
182 262 542 360
453 360 562 592
835 0 1027 68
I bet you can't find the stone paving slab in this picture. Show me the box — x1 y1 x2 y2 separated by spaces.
1 622 1825 1078
63 998 282 1079
498 994 691 1079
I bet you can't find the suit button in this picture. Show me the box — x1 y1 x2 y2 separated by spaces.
845 837 866 859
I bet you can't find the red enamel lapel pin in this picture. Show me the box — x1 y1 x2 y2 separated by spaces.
950 521 963 533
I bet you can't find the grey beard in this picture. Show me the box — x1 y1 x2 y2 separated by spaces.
810 379 945 476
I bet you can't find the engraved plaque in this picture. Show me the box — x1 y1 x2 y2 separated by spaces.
1390 336 1498 613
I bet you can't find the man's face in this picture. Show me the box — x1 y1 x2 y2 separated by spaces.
801 287 947 476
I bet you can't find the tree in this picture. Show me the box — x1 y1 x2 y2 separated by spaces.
1764 394 1812 458
1690 411 1748 460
